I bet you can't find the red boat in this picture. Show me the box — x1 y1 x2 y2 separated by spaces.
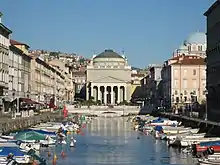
196 144 220 153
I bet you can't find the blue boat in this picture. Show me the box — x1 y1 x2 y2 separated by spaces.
200 140 220 147
0 147 25 157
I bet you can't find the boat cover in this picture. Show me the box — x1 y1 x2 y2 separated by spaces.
0 147 25 156
14 131 46 141
152 118 168 123
155 126 163 131
200 140 220 147
22 129 56 136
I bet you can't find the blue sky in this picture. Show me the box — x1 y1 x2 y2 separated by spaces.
0 0 215 68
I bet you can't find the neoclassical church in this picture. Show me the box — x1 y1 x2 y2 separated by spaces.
86 49 132 105
173 32 206 58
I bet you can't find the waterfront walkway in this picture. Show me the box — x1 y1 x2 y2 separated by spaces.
160 112 220 127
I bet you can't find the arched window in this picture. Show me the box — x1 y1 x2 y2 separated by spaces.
198 45 202 51
188 46 191 52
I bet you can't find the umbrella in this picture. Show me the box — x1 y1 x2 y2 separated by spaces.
14 131 46 141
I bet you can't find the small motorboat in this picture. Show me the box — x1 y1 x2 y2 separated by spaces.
70 137 75 147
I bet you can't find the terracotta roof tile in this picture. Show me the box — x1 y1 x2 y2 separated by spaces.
10 39 30 48
171 56 205 65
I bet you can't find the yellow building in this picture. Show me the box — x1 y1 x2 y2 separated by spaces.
10 40 29 55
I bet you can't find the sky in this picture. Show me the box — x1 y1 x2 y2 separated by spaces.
0 0 216 68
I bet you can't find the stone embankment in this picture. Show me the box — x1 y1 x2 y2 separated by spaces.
0 112 63 135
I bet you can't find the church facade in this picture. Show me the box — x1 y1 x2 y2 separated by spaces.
86 49 132 105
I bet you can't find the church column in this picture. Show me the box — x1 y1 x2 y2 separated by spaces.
98 86 101 101
118 86 120 104
124 85 127 101
111 86 114 104
91 85 94 99
104 86 107 105
86 85 89 100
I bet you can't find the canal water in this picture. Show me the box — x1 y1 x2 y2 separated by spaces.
40 117 197 165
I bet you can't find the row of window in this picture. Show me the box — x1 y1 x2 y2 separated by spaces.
188 45 204 52
174 69 206 77
0 35 9 47
0 71 8 83
0 51 8 63
8 82 23 92
172 96 198 103
173 89 206 96
173 79 206 88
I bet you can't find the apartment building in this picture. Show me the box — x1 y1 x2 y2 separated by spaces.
162 55 206 108
147 65 163 107
204 0 220 122
49 59 75 102
9 40 31 100
30 56 65 105
0 13 12 112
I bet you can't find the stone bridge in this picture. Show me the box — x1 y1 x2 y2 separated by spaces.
66 105 141 117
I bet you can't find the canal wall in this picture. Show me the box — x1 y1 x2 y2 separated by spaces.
0 112 63 135
156 112 220 136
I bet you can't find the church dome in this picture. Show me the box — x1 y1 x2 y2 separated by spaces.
178 44 187 50
94 49 124 59
184 32 206 45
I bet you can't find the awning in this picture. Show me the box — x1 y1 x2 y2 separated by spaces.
19 98 43 105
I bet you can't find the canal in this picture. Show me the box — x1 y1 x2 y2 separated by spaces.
40 117 197 165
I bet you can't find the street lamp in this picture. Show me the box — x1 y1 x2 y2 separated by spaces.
171 94 174 113
204 90 208 120
180 93 183 114
190 92 194 117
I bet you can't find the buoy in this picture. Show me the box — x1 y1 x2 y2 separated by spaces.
53 154 57 160
32 160 38 165
48 151 51 157
61 151 65 157
52 159 57 165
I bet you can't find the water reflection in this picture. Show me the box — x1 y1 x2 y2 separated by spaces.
41 117 197 165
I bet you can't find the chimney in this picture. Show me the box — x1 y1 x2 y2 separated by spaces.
0 12 3 23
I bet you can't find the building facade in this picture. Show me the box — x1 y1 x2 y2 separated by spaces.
147 65 163 107
162 55 206 108
0 13 12 112
204 0 220 122
9 42 32 100
30 57 65 105
72 70 86 99
86 49 132 104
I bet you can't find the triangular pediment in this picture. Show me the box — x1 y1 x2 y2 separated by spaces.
92 76 126 83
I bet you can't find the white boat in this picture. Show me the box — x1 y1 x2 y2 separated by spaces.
163 128 199 134
0 136 14 140
181 137 220 147
149 120 179 126
19 142 41 151
166 133 205 141
198 159 220 165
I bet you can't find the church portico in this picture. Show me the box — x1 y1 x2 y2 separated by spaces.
86 49 131 104
88 84 127 105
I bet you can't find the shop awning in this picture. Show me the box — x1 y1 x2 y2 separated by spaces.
19 98 43 105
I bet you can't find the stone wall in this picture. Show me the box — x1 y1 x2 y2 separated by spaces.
0 112 63 135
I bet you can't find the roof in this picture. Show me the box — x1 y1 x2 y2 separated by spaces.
9 45 32 60
10 39 30 48
183 32 206 45
94 49 123 59
0 23 12 34
171 55 205 65
204 0 220 16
